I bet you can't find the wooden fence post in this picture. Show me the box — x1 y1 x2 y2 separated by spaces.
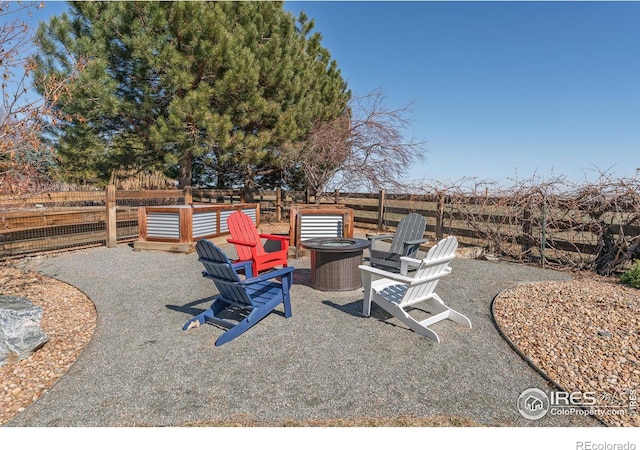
541 202 547 269
377 189 386 231
436 191 445 239
105 184 117 248
522 207 532 254
183 186 192 205
276 187 282 222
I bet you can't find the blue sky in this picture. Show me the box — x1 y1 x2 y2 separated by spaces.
27 1 640 188
282 1 640 187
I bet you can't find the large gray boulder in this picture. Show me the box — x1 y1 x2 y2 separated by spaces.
0 295 49 366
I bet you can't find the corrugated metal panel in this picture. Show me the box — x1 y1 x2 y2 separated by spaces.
147 212 180 239
300 214 344 240
241 208 257 223
220 210 232 233
220 208 257 233
192 212 217 238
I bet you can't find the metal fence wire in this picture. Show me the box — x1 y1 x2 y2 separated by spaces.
1 191 107 259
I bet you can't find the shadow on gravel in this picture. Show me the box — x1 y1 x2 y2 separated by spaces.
165 296 214 318
292 268 311 287
322 299 364 317
166 295 289 328
322 298 404 323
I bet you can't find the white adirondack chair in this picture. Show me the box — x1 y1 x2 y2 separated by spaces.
359 236 471 343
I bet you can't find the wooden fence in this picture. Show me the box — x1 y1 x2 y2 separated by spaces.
1 188 187 259
0 187 305 259
1 186 638 264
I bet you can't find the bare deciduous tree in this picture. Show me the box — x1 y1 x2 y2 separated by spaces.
292 88 427 200
292 114 350 201
0 2 79 194
340 89 427 193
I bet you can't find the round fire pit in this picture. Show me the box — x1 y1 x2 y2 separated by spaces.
301 238 371 291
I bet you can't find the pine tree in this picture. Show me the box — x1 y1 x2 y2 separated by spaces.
33 1 350 187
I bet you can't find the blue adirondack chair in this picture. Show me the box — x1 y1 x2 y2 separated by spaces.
183 239 294 346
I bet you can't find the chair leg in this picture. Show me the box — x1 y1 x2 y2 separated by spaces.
361 271 373 317
447 308 472 329
376 298 441 343
182 297 227 330
363 289 373 317
281 272 293 318
214 297 282 346
428 294 472 329
282 295 292 318
370 293 471 343
362 287 373 317
405 318 441 343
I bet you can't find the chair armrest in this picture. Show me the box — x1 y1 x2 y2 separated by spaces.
400 256 422 275
367 234 394 250
407 271 451 286
403 238 427 246
259 233 290 242
399 255 455 276
420 255 455 268
227 238 257 247
241 266 295 285
367 234 394 241
358 264 415 284
231 260 253 275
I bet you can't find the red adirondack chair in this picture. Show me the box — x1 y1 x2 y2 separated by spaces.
226 210 290 277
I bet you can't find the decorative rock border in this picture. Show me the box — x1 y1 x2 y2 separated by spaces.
491 276 640 427
0 266 96 425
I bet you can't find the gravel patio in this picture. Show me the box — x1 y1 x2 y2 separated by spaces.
6 239 601 427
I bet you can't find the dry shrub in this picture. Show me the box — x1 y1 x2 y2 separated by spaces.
415 170 640 275
109 168 177 190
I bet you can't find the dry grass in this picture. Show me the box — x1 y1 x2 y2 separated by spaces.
181 414 485 427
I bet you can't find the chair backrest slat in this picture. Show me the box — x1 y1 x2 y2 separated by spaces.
389 213 426 256
402 236 458 305
196 240 253 306
228 211 266 259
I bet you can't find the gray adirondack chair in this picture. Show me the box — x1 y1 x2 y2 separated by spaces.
359 236 471 343
183 240 294 346
367 212 427 271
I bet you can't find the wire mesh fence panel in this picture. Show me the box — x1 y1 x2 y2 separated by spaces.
113 189 186 244
1 208 107 259
115 208 140 243
0 188 188 259
1 191 107 258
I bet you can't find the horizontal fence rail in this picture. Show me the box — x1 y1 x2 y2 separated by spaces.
1 187 638 271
